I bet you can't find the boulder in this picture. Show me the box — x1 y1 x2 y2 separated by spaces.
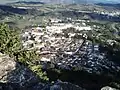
0 54 43 89
101 86 118 90
0 55 16 83
50 81 84 90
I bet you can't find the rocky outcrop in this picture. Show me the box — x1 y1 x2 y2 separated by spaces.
46 80 84 90
0 53 84 90
101 86 118 90
0 54 16 83
0 81 84 90
0 54 41 88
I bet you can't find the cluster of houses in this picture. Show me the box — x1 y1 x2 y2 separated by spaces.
22 20 92 50
21 18 120 73
21 19 93 62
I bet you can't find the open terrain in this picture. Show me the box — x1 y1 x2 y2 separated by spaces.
0 1 120 90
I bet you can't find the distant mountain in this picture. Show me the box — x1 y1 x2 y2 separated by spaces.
0 5 44 18
3 0 120 4
0 5 27 15
1 0 120 5
96 3 120 9
9 1 45 5
30 0 120 4
96 3 120 7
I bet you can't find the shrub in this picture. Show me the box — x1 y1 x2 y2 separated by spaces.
0 23 48 81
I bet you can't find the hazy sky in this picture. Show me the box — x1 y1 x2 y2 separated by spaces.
1 0 120 4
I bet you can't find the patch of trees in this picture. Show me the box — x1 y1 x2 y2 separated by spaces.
0 23 48 81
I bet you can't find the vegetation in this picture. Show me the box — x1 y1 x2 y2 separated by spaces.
0 3 120 90
0 23 48 81
0 23 21 55
0 3 120 29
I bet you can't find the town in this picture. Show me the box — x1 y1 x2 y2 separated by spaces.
0 1 120 90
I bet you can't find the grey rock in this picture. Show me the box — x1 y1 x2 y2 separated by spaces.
0 54 84 90
0 54 42 88
50 85 62 90
53 81 84 90
101 86 118 90
44 80 84 90
0 55 16 83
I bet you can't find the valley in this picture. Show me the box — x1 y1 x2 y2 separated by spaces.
0 1 120 90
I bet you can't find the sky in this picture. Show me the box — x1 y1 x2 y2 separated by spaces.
0 0 120 4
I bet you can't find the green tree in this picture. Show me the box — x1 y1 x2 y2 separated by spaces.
0 23 48 81
0 23 21 55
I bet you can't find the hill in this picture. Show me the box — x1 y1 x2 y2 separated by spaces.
0 5 27 15
96 3 120 9
8 1 45 5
